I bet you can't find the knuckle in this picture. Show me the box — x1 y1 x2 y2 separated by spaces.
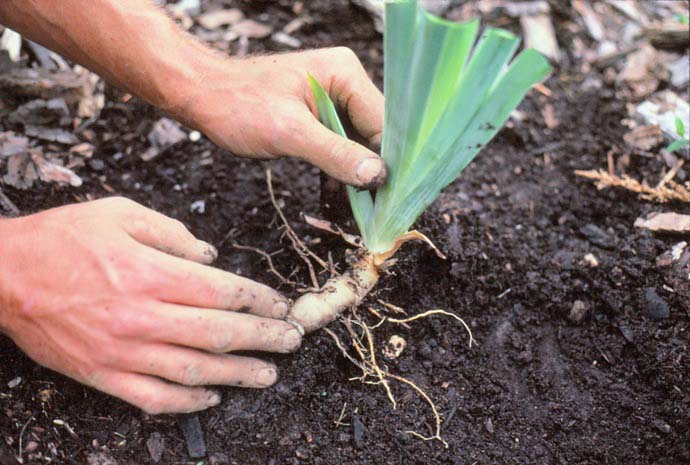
327 137 351 164
105 196 137 211
331 46 358 64
107 307 151 338
180 363 205 386
208 329 235 353
94 343 122 367
270 113 303 151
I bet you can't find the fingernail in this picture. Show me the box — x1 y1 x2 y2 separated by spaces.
356 158 387 188
281 326 302 352
272 300 289 318
256 367 278 387
285 318 305 337
207 391 221 406
200 241 218 261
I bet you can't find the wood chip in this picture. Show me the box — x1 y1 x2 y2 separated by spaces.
196 8 243 29
230 19 273 39
634 212 690 233
520 12 560 62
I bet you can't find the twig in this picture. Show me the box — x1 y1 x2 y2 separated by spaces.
17 415 33 464
576 169 690 203
657 159 685 189
334 402 350 427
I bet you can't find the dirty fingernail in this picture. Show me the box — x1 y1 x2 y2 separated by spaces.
200 241 218 261
356 158 387 188
282 326 302 352
207 391 221 406
356 157 385 186
272 300 289 318
256 367 278 387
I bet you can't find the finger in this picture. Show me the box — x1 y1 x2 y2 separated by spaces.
331 68 385 146
91 371 221 414
127 344 278 388
142 247 289 319
123 205 217 265
140 303 302 354
291 115 387 188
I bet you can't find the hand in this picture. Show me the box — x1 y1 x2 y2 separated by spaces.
184 48 387 188
0 197 302 414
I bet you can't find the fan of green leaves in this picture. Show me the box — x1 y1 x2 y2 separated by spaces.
309 0 551 253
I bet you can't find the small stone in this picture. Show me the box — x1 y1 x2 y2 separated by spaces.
86 452 118 465
88 159 105 171
337 433 350 443
7 377 21 389
618 323 635 343
179 415 206 459
383 335 407 360
352 415 365 448
209 453 229 465
148 118 186 148
190 200 206 214
485 418 495 434
569 300 589 324
652 419 671 434
189 130 201 142
642 288 670 319
584 253 599 267
295 447 311 460
579 224 615 249
146 432 164 463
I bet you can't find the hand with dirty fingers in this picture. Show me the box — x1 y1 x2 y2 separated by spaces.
0 198 302 414
0 0 385 413
184 49 387 188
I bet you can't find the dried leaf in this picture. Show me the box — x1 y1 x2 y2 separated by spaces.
31 151 82 187
7 97 70 126
3 152 38 189
0 131 29 158
24 125 79 145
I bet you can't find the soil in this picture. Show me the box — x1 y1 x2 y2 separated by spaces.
1 1 688 464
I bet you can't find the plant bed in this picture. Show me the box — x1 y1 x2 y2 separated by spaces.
0 1 687 464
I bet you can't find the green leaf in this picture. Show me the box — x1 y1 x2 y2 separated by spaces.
675 116 685 138
307 74 374 240
306 3 551 253
666 138 690 153
367 3 551 252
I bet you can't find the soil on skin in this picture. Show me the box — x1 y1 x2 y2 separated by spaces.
1 1 688 464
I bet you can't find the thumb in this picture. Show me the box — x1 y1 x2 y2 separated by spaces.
291 116 387 189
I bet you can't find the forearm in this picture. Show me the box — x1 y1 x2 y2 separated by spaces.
0 0 221 120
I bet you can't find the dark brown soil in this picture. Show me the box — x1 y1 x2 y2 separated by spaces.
1 1 688 464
